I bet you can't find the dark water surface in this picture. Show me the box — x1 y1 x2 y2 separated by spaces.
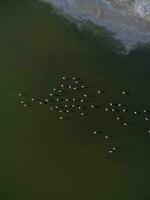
0 1 150 200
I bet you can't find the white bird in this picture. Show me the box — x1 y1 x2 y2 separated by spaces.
50 107 53 110
111 108 115 112
80 113 84 116
66 110 69 113
58 90 62 93
19 93 22 96
39 101 42 104
105 136 109 139
56 98 59 102
105 108 108 112
81 85 85 88
72 77 76 80
72 98 76 102
122 109 126 112
118 103 122 107
112 147 116 151
72 105 75 108
97 90 101 94
75 81 78 84
68 85 71 89
59 110 63 113
65 105 68 108
50 93 53 96
53 88 56 91
61 84 64 88
134 111 137 114
122 91 126 95
31 98 34 101
84 94 87 97
145 117 149 121
45 99 48 102
62 77 66 80
80 99 84 102
123 123 128 126
93 130 97 134
73 87 77 90
109 150 113 154
116 117 120 120
78 106 81 110
21 101 24 104
91 105 94 109
65 99 69 102
109 102 113 106
60 116 63 120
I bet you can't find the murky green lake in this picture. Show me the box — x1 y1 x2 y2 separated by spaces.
0 1 150 200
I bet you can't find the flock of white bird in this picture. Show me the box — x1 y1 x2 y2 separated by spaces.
18 76 150 154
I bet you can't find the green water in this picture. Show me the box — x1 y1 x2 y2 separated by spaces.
0 1 150 199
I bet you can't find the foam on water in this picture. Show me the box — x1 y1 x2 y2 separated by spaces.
40 0 150 51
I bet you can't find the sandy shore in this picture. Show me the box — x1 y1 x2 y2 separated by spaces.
40 0 150 51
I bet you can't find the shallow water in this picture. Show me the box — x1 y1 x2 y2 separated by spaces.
0 1 150 200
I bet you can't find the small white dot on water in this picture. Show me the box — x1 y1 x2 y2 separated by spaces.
145 118 149 121
123 123 128 126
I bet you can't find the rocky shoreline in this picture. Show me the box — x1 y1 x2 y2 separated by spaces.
40 0 150 51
